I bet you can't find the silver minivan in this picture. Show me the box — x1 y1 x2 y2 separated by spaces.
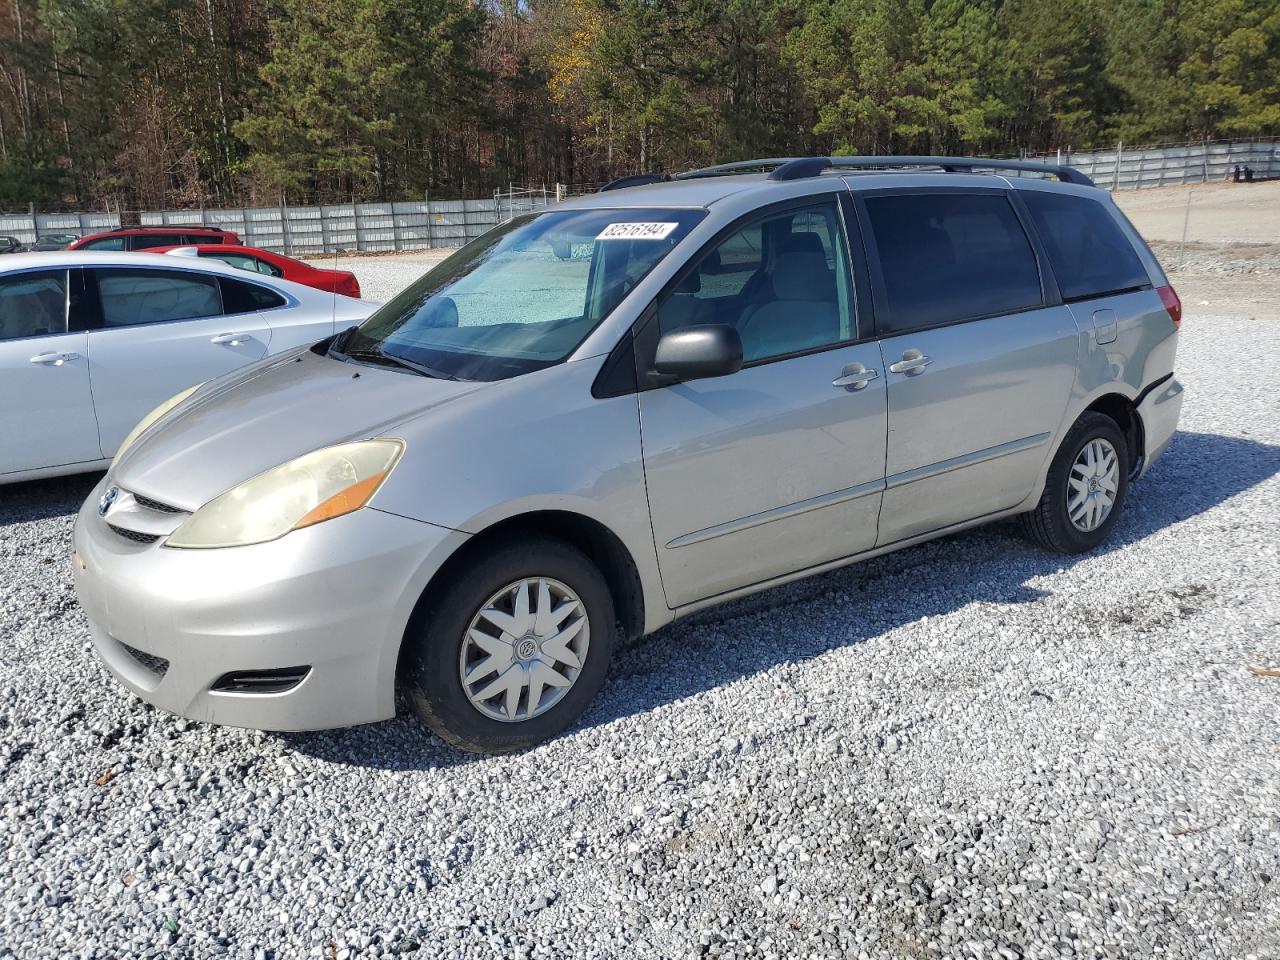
73 156 1184 753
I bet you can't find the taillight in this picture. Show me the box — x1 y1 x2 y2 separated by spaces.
338 276 361 299
1156 284 1181 327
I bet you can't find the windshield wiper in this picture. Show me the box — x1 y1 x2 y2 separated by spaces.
326 324 359 358
345 348 459 381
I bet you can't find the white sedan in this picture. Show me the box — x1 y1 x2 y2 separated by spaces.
0 251 378 484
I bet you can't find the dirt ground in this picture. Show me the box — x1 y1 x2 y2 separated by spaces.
1118 180 1280 323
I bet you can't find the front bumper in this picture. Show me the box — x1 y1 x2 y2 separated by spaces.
1137 376 1184 478
73 477 466 731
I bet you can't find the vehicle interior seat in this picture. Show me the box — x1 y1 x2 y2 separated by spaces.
738 247 840 361
0 280 64 339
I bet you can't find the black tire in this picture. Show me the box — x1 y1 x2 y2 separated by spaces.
404 537 616 754
1020 412 1130 554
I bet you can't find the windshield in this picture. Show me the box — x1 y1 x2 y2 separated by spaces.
340 207 705 381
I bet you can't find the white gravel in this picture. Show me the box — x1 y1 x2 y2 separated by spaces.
2 280 1279 957
310 251 449 304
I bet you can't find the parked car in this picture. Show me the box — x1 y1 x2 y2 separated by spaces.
69 226 239 251
1 236 22 254
0 251 376 483
24 233 81 251
74 156 1183 754
158 244 361 298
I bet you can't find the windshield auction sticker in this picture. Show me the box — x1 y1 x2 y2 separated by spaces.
596 222 679 241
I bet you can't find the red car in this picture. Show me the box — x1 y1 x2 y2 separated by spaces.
69 226 240 251
155 244 361 298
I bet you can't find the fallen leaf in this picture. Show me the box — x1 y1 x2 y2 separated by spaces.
1249 666 1280 678
94 770 115 786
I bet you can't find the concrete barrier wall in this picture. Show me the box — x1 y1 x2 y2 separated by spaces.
3 139 1277 253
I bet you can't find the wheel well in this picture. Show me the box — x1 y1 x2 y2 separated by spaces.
1084 393 1144 477
399 511 646 676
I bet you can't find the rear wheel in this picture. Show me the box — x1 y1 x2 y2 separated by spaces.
1021 412 1130 554
404 537 616 753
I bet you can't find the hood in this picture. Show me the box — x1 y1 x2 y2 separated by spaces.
112 346 485 510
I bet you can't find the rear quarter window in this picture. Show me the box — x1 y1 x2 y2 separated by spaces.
220 276 287 313
864 192 1043 333
1020 192 1150 301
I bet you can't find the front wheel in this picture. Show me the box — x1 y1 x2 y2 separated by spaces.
404 537 616 754
1021 412 1130 554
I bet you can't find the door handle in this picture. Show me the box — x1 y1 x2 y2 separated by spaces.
888 350 932 375
29 351 80 366
210 333 250 346
832 363 879 390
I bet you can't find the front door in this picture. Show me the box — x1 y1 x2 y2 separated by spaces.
858 190 1079 545
83 266 270 457
638 198 888 608
0 268 100 476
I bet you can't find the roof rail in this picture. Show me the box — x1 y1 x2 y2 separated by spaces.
106 225 231 233
785 155 1094 186
599 173 671 192
667 155 1094 187
675 158 804 180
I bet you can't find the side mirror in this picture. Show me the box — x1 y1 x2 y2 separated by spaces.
653 325 743 381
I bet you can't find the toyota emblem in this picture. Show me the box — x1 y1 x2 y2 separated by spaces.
98 485 119 517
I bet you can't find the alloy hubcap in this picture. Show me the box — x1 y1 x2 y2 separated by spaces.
1067 438 1119 533
459 577 589 723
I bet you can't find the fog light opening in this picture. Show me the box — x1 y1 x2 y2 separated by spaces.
210 666 311 695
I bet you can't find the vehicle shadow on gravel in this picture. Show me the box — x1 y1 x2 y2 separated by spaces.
282 429 1280 770
0 472 102 524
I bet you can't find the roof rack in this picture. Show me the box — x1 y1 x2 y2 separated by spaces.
599 172 672 192
105 225 231 234
671 155 1095 187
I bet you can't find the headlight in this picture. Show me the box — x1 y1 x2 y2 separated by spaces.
166 440 403 549
113 383 205 464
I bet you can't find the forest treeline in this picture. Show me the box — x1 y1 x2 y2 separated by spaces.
1 0 1277 211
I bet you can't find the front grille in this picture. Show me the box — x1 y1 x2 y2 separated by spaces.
133 493 182 514
107 524 160 544
211 666 311 695
119 642 169 678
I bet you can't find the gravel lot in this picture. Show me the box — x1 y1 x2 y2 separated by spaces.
3 185 1279 960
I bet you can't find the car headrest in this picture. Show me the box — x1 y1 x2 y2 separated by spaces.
772 250 833 301
779 231 826 257
423 295 459 328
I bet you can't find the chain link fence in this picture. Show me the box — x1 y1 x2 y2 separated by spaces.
3 139 1276 256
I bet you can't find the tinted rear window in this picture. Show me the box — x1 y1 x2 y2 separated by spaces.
865 193 1042 333
1021 192 1150 301
220 276 287 313
130 234 180 250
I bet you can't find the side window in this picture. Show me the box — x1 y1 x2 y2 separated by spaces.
207 252 261 273
130 234 178 250
220 276 287 314
94 268 223 327
80 236 126 251
1021 192 1150 301
0 270 67 341
658 201 855 363
865 193 1042 333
